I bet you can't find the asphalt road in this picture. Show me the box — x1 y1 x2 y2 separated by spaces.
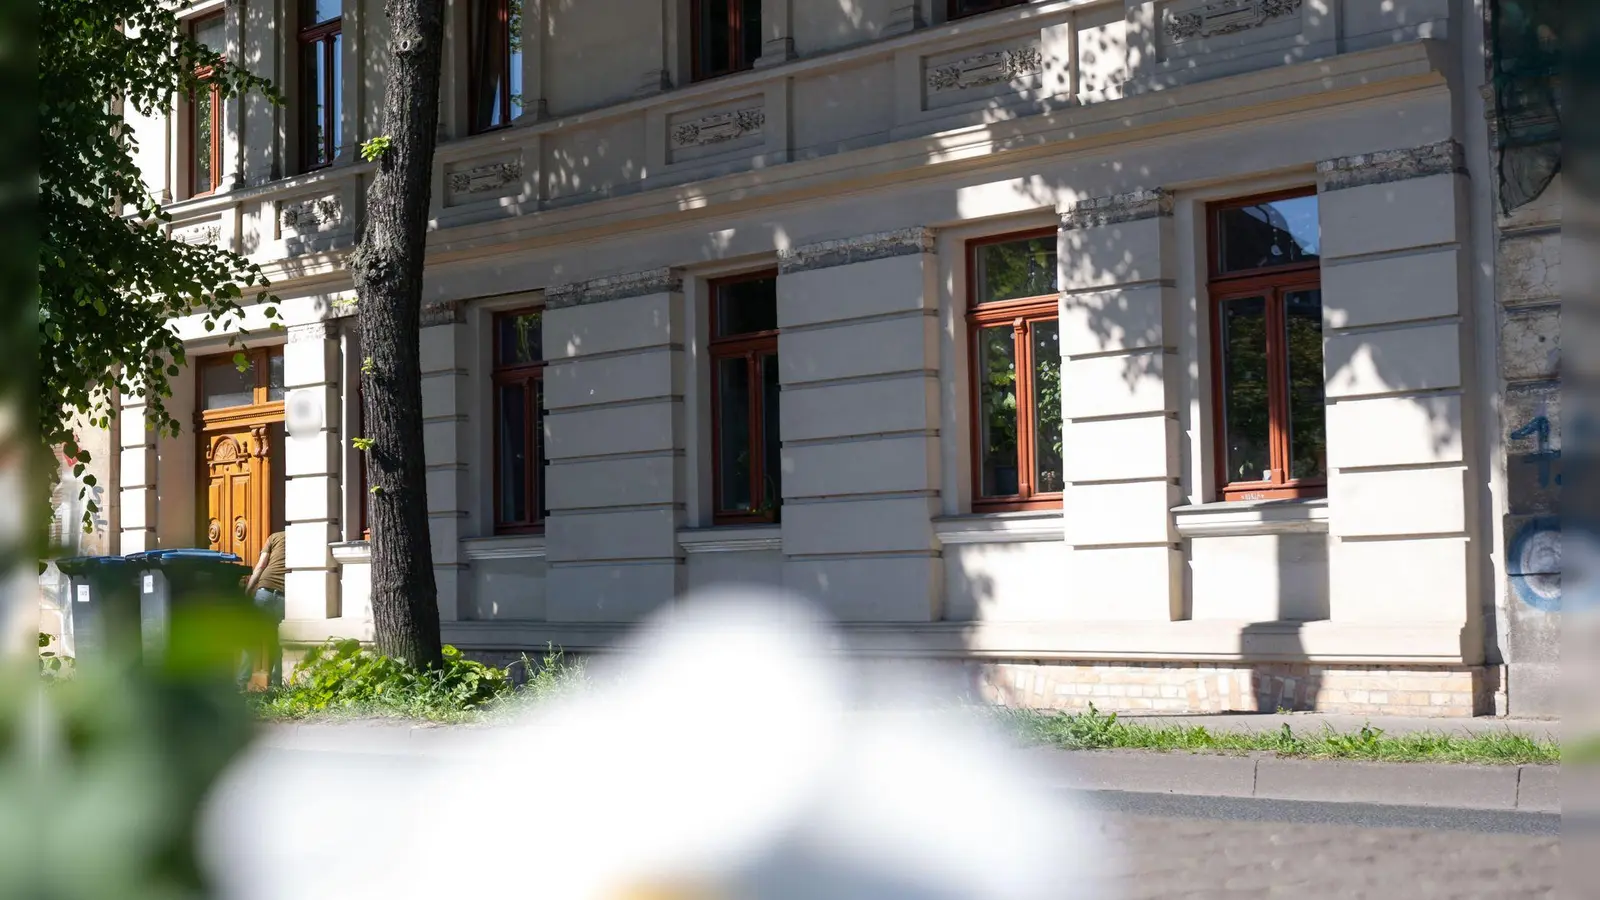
1082 790 1559 899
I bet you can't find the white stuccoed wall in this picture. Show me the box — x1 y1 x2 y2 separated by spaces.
283 322 341 619
1057 191 1183 621
776 231 944 622
1317 142 1482 640
541 272 689 621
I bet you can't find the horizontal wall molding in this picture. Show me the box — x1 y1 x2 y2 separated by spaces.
778 227 934 274
546 267 684 308
935 512 1063 545
1317 140 1466 191
1060 188 1172 230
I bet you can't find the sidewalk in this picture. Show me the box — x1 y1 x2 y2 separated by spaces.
254 712 1561 814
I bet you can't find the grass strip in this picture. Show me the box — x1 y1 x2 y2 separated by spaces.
999 705 1560 765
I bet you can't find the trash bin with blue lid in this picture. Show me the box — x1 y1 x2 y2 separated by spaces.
125 549 252 659
53 556 141 660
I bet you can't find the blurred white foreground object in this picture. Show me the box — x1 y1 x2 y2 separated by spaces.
201 589 1117 899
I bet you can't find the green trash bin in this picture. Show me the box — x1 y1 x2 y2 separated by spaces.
53 556 141 661
125 549 254 662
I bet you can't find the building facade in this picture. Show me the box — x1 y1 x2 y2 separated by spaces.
81 0 1560 715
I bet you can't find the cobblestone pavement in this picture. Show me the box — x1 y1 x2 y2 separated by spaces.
1096 809 1559 898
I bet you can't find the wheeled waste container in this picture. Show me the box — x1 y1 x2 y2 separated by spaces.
53 556 141 660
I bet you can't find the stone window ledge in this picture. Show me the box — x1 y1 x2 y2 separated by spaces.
461 534 548 561
935 511 1063 545
329 540 370 565
677 525 782 554
1173 498 1329 539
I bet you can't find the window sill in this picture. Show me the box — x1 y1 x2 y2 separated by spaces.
678 525 782 554
330 540 370 565
461 534 548 561
1172 498 1329 539
934 510 1063 545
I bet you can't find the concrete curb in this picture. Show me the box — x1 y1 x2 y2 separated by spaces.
258 724 1559 814
1026 749 1559 813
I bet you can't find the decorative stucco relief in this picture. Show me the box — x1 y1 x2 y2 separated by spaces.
172 222 221 246
670 108 765 148
926 46 1042 93
1163 0 1302 43
420 300 465 326
279 195 341 232
1060 189 1172 231
448 160 523 195
1316 140 1467 192
286 321 332 343
778 227 936 274
547 268 685 308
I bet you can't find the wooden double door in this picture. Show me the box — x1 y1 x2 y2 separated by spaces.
196 348 286 565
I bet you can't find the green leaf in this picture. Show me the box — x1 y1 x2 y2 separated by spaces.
359 135 393 162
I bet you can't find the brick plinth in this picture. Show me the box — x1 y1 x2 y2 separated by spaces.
970 660 1501 717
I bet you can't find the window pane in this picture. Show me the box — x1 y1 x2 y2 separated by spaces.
1219 296 1272 485
716 356 752 511
977 325 1019 497
193 90 214 194
330 33 343 158
534 378 546 520
1030 319 1063 495
302 0 341 26
1284 289 1326 481
300 41 326 166
194 15 226 52
760 353 781 513
739 0 763 68
203 359 255 410
975 237 1057 304
715 276 777 336
496 312 542 365
1216 195 1320 274
699 0 731 76
497 382 528 524
266 353 285 402
507 0 524 120
470 0 509 131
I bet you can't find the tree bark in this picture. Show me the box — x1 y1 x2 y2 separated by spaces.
349 0 445 668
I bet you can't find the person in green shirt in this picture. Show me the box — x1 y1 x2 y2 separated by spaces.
241 531 286 689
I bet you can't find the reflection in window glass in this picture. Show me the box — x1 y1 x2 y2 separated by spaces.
194 15 226 52
716 356 752 512
1216 195 1321 274
977 324 1019 497
203 360 255 410
715 276 778 336
496 311 542 365
330 33 343 158
1284 289 1326 481
267 353 285 401
497 382 528 524
1031 320 1063 494
975 236 1057 304
303 0 341 26
1220 296 1271 484
193 89 214 194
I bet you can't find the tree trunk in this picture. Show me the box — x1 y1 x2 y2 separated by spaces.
349 0 445 668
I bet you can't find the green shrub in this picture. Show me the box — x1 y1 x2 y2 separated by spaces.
257 639 512 720
515 642 588 703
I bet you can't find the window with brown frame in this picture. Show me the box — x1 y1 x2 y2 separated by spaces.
1208 189 1325 501
947 0 1027 21
709 272 780 524
189 13 226 197
968 231 1062 511
691 0 762 82
298 0 343 172
493 309 545 532
468 0 523 133
199 347 285 413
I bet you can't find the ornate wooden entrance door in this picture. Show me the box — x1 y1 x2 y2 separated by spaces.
203 427 272 562
195 348 285 563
